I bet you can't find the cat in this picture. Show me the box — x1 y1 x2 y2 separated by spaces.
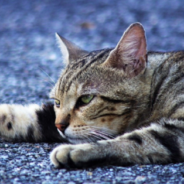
1 22 184 168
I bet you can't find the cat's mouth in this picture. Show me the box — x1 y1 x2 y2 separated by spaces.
57 129 66 139
57 128 86 143
57 127 117 144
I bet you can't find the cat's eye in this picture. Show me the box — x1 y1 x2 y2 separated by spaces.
55 99 60 108
81 95 94 104
76 95 94 108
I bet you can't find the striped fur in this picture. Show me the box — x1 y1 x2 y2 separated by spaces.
1 23 184 168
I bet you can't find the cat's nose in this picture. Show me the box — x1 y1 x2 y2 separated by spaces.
55 114 70 133
55 121 69 133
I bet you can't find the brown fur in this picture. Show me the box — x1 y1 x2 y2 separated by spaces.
1 23 184 168
50 23 184 167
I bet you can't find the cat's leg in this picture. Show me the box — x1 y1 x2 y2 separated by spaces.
50 118 184 168
0 103 65 142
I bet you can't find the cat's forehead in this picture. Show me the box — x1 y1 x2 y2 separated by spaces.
69 48 112 69
57 48 112 95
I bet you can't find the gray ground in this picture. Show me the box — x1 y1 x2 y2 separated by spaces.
0 0 184 183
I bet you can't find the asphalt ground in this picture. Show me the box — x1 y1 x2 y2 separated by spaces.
1 0 184 183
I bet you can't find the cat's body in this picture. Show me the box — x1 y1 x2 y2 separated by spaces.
1 23 184 168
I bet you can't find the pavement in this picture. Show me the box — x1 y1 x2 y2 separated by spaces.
1 0 184 183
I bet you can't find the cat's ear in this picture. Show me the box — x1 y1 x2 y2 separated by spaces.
55 33 89 64
103 23 147 77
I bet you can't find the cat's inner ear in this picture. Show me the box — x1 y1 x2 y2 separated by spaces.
103 23 147 77
55 33 89 64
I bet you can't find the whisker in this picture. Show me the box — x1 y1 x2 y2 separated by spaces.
91 131 110 140
89 132 102 140
80 130 105 142
86 126 116 140
83 134 94 143
40 67 56 87
88 126 116 135
99 131 115 139
92 129 114 138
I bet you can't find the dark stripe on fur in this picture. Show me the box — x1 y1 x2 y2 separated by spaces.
170 70 184 85
95 107 111 116
164 123 179 130
128 133 142 145
164 121 184 134
177 117 184 121
151 64 170 109
151 53 184 110
155 69 184 110
90 109 132 120
174 85 184 99
101 96 135 105
150 130 181 162
168 102 184 117
36 103 67 142
95 106 130 118
65 49 111 92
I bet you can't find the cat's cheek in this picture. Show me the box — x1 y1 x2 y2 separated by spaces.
64 126 73 137
64 126 83 143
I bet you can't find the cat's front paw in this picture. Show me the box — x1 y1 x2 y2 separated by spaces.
50 143 100 168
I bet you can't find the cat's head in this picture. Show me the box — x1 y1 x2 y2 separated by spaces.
50 23 148 144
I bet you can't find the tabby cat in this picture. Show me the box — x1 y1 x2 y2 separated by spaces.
1 22 184 168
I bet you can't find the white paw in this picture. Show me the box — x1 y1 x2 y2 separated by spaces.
50 143 97 168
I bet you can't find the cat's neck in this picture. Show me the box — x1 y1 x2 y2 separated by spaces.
126 52 173 131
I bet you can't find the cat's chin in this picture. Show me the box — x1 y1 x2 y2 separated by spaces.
57 129 88 144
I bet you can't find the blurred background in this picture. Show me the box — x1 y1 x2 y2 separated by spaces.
0 0 184 104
